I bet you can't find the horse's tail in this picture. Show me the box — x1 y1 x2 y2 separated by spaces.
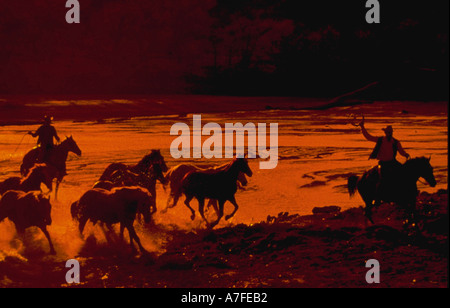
347 175 359 197
171 172 193 208
70 200 79 221
0 198 6 223
163 167 175 188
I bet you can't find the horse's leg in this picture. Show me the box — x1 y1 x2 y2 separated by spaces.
78 216 88 236
125 224 137 253
225 196 239 221
126 223 148 254
361 196 375 224
207 199 220 216
197 197 209 226
54 179 60 201
183 195 196 221
165 192 173 209
40 225 56 255
119 223 125 242
405 198 419 226
171 189 182 208
208 200 225 229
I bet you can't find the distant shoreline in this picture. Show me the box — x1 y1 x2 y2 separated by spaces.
0 96 447 126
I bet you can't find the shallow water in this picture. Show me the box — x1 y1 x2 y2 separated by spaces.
0 99 447 259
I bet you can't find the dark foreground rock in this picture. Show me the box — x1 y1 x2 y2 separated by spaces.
1 190 447 288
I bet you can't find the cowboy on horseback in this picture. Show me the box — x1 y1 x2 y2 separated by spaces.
28 115 60 163
358 118 410 196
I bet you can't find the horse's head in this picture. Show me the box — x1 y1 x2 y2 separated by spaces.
134 188 155 222
62 136 82 156
114 187 154 222
234 158 253 178
408 157 437 187
140 150 168 173
36 193 52 226
237 172 248 187
150 163 168 185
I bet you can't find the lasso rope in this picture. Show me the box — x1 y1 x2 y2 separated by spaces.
10 132 29 157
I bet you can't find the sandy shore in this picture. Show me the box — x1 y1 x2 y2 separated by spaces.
1 189 447 288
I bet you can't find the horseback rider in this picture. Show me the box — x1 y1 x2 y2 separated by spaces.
28 115 60 163
358 118 410 196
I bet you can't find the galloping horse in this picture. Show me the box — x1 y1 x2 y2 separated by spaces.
99 150 168 205
20 136 82 199
163 163 248 213
179 158 253 229
348 157 437 223
94 164 166 212
0 164 57 195
71 186 154 254
0 190 55 254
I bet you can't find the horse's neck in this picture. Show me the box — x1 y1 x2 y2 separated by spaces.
48 143 69 176
132 162 148 174
403 161 421 182
225 162 241 180
54 142 69 160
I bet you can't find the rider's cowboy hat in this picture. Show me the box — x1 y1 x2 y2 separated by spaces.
43 115 53 124
382 125 393 134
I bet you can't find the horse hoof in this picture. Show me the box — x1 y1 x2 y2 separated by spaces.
49 249 56 255
140 249 150 256
225 215 232 221
190 214 195 221
365 215 374 224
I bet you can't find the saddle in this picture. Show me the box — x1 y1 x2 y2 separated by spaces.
375 160 402 198
33 145 53 163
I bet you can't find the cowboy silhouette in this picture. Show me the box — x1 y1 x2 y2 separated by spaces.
358 118 410 196
28 115 60 162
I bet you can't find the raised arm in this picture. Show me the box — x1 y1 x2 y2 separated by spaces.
360 124 378 142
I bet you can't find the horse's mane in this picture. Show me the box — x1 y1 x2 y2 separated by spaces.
58 136 71 145
222 159 237 172
22 164 44 181
223 158 247 173
403 156 429 167
136 150 160 170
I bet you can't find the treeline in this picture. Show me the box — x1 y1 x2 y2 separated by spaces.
186 0 449 100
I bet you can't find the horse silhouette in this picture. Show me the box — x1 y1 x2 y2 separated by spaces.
179 158 253 229
0 164 57 195
163 162 248 214
71 186 155 254
348 157 436 223
0 190 55 254
21 136 82 200
99 150 167 206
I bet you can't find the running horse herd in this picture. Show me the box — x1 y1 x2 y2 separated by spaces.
0 136 438 255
